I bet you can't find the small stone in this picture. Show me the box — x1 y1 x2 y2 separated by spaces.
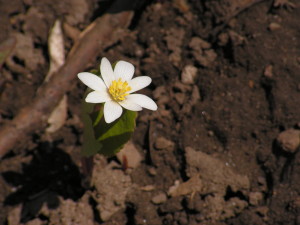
168 180 180 196
257 176 266 185
269 22 281 31
153 86 167 100
255 206 269 217
151 193 167 205
196 49 217 67
277 129 300 153
228 30 246 46
159 109 172 118
135 47 144 57
257 176 267 191
174 0 190 13
140 185 155 191
148 167 157 176
248 80 255 88
181 65 198 84
174 93 186 105
158 95 170 106
189 37 211 50
208 130 214 137
249 192 263 206
154 137 174 150
264 65 273 78
173 81 192 92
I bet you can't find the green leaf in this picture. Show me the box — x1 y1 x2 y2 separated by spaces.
93 108 137 156
80 94 102 157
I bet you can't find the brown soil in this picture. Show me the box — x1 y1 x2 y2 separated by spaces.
1 0 300 224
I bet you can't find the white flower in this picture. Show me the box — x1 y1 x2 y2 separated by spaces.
78 57 158 123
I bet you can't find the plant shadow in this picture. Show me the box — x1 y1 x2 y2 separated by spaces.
2 142 85 223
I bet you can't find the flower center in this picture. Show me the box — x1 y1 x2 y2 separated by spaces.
108 78 131 102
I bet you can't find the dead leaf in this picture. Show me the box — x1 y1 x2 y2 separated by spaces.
116 141 142 169
45 20 67 133
45 20 65 82
46 95 68 133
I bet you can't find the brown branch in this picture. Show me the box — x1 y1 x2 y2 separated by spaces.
0 9 134 158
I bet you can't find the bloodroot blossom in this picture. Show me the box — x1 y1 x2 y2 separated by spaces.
78 57 157 123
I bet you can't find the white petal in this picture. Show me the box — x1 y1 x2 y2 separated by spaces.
126 94 158 111
85 91 111 103
114 60 135 81
104 100 123 123
119 99 142 111
100 57 115 87
77 72 106 91
128 76 152 93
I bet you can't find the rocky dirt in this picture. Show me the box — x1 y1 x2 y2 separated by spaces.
0 0 300 224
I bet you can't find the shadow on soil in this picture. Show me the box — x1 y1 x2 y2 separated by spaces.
2 142 85 223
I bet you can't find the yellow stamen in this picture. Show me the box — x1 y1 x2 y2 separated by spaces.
108 78 131 102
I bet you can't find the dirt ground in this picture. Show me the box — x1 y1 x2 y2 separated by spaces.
0 0 300 224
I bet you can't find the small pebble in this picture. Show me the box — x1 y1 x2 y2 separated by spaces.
181 65 198 85
249 192 263 206
140 185 155 192
151 193 167 205
228 30 246 46
257 176 266 186
174 93 185 105
147 167 157 176
264 65 273 78
154 137 174 150
189 37 211 49
208 130 214 137
269 22 281 31
255 206 269 217
153 86 167 100
277 129 300 153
